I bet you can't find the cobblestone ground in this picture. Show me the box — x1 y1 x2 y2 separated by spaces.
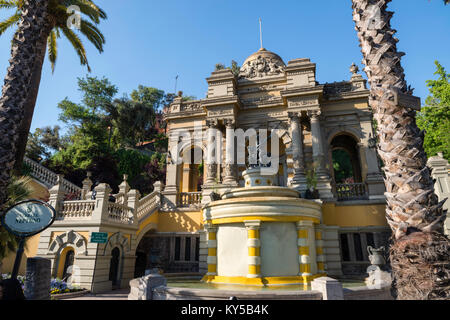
65 288 130 300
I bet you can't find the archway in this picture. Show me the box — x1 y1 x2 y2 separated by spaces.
330 134 362 184
109 247 121 288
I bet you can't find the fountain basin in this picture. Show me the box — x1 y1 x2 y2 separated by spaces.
202 168 325 287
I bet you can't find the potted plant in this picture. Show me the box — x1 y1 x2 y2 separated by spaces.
305 165 320 199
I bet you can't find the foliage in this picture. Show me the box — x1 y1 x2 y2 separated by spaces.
0 0 106 73
25 125 66 162
332 149 354 183
114 149 150 183
131 152 166 195
214 60 240 77
0 176 33 261
417 61 450 160
50 278 82 295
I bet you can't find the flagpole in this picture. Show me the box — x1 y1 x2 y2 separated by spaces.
259 18 263 49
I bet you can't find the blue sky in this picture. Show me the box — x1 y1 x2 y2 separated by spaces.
0 0 449 133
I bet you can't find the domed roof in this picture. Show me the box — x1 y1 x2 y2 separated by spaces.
242 48 285 67
239 48 285 79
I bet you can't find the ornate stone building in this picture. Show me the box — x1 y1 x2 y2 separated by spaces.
162 48 390 276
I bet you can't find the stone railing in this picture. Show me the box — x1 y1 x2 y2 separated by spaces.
178 192 202 208
24 156 82 197
107 202 134 224
137 191 160 222
335 183 368 201
58 200 95 219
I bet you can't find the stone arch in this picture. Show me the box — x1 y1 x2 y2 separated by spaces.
103 232 131 256
136 223 158 248
326 127 362 146
47 230 88 257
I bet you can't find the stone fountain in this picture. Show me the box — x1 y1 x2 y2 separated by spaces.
202 167 326 286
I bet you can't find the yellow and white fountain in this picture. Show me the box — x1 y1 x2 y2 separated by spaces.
202 167 326 287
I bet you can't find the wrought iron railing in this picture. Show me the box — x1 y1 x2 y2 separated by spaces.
335 183 368 201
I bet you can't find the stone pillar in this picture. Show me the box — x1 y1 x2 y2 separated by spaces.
127 189 141 226
427 152 450 235
91 183 112 222
360 142 385 199
315 225 326 275
288 112 307 193
163 136 180 209
24 257 51 300
198 229 208 274
48 175 65 213
81 171 93 200
205 119 219 185
297 220 315 282
118 174 130 205
308 110 334 199
205 224 218 277
245 220 261 278
223 119 238 185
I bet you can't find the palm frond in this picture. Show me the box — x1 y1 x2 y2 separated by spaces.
0 12 19 36
61 25 91 72
0 0 18 10
79 18 105 52
47 29 58 73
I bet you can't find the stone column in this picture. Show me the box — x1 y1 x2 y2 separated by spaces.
297 220 315 283
163 136 180 210
308 110 334 199
127 189 141 226
24 257 51 300
198 229 208 274
223 119 238 185
205 119 219 185
205 224 218 277
91 183 111 222
288 112 307 193
245 220 261 278
427 152 450 235
48 175 65 213
315 225 326 275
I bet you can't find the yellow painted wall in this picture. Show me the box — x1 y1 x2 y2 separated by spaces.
157 210 203 233
1 179 50 275
322 203 388 227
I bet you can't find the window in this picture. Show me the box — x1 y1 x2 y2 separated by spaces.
185 237 191 261
340 234 350 261
353 233 364 261
366 232 375 248
195 237 199 261
175 237 181 261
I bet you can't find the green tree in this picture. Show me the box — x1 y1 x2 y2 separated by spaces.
417 61 450 160
0 0 107 174
0 175 33 275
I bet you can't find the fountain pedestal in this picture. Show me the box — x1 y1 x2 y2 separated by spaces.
202 168 326 286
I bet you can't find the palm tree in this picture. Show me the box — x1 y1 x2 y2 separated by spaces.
351 0 450 299
0 0 106 174
0 176 33 277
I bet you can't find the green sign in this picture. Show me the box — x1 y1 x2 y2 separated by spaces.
90 232 108 243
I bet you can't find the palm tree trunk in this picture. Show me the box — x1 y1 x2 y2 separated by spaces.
352 0 449 299
0 0 51 207
13 32 49 175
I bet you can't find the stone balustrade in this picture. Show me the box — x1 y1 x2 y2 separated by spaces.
335 183 368 201
137 191 159 221
107 202 134 224
58 200 95 219
179 192 202 208
24 156 82 198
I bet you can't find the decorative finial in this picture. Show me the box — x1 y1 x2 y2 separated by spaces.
350 62 359 75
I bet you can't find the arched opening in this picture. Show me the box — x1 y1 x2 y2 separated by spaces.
178 145 203 207
134 251 147 278
330 134 367 200
330 134 362 183
109 247 121 288
57 247 75 279
62 250 75 280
